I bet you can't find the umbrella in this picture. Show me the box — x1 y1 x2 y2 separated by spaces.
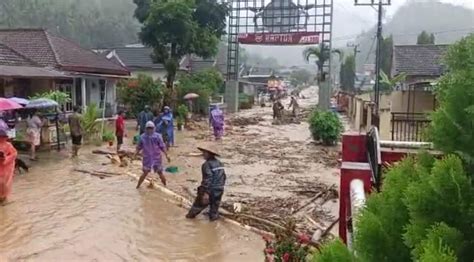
183 93 199 100
26 98 59 109
0 98 22 111
8 97 29 105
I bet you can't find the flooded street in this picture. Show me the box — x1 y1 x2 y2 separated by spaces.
163 86 343 236
0 152 264 261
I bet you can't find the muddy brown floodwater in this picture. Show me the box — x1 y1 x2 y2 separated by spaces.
0 152 264 261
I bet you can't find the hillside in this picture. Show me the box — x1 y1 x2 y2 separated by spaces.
0 0 140 48
355 1 474 71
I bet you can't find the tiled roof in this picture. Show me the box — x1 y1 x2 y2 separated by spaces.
0 28 129 76
111 47 164 70
0 43 37 67
392 45 448 77
0 65 69 78
179 43 227 75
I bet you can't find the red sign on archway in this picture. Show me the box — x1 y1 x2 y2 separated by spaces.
238 32 320 45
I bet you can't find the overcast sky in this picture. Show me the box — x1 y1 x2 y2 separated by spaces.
333 0 473 38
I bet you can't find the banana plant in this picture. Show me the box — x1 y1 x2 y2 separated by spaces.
379 71 407 93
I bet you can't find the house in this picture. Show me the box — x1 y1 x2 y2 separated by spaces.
179 43 228 77
345 44 448 141
101 46 167 80
0 28 130 115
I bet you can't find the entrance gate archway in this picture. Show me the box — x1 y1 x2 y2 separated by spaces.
226 0 334 84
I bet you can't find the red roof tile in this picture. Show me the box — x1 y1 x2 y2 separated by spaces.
0 29 129 76
0 43 37 67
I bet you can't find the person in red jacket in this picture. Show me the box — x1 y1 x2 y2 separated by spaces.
116 110 125 152
0 119 17 203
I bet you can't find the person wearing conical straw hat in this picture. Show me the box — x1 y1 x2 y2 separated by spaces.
186 144 226 221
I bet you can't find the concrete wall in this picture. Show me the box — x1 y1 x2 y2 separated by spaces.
384 90 435 113
346 90 435 140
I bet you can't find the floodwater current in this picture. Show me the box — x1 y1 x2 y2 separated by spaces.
0 151 263 261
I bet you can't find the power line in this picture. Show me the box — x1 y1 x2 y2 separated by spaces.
332 27 474 43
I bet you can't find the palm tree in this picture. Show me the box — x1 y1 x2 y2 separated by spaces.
303 44 343 83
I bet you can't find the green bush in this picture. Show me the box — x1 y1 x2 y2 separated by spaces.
102 130 115 142
238 93 253 110
177 69 224 114
117 74 164 117
429 34 474 174
311 240 354 262
316 154 474 261
81 103 101 141
308 110 343 145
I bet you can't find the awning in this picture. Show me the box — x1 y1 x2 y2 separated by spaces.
0 65 70 79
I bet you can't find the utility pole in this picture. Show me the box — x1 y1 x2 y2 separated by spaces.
354 0 391 126
347 42 360 60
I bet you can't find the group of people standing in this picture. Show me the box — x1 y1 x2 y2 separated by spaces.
272 96 300 121
133 104 226 221
137 105 175 148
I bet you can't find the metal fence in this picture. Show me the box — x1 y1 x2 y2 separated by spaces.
391 112 431 142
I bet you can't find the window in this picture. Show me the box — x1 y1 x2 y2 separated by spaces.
99 80 106 108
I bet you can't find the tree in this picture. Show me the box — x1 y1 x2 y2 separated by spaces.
380 35 394 76
429 34 474 173
313 35 474 262
417 30 436 44
176 69 224 114
379 71 406 93
117 74 164 117
303 44 342 84
0 0 139 48
340 55 355 91
134 0 228 106
290 69 312 86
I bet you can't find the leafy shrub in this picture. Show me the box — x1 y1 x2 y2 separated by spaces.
177 104 188 126
239 93 253 110
117 74 164 117
176 69 224 114
317 154 474 261
308 110 343 145
429 34 474 174
31 90 71 105
263 220 312 262
311 240 354 262
102 130 115 142
81 103 101 141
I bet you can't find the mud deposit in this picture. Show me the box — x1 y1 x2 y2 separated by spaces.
147 86 346 239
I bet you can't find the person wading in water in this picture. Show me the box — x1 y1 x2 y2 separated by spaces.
137 105 153 135
68 106 83 157
186 145 226 221
209 105 224 140
135 121 170 188
0 120 17 203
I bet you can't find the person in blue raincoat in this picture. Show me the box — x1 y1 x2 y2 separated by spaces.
162 106 174 147
154 112 169 148
137 105 154 135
